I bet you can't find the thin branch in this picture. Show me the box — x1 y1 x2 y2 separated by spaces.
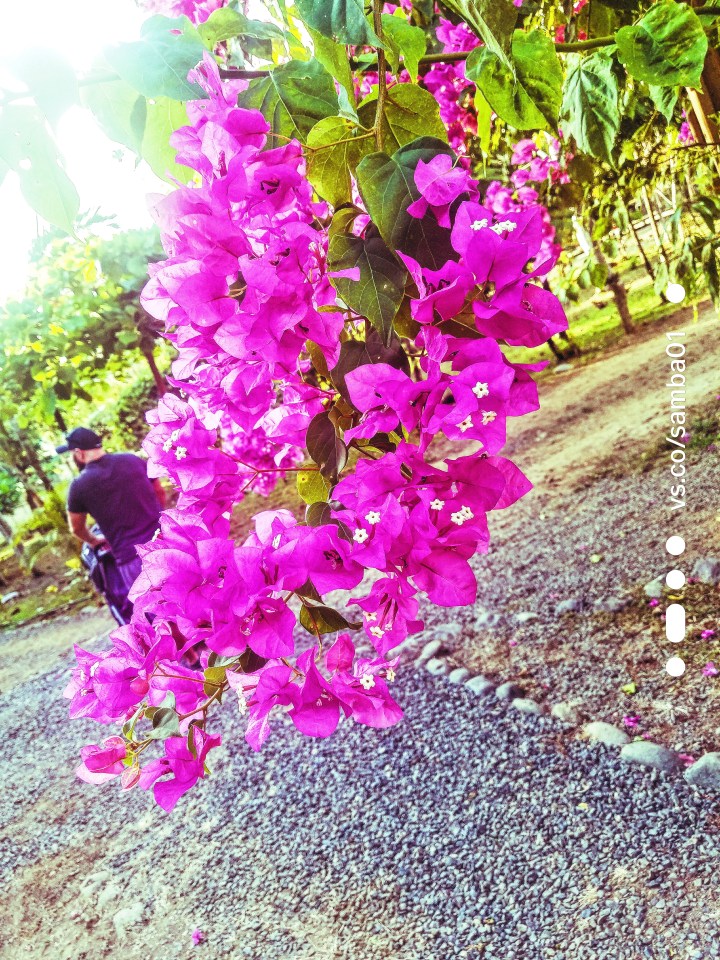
372 0 387 153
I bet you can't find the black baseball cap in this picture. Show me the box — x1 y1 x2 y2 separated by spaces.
56 427 103 454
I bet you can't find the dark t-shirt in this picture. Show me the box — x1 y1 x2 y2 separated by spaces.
67 453 161 565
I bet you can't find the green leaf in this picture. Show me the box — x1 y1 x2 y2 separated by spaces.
309 28 356 101
198 8 284 48
80 64 147 154
328 207 407 345
104 15 207 101
0 106 79 234
380 13 427 81
306 412 348 479
356 136 457 269
237 58 340 142
647 83 679 122
466 29 563 131
306 117 372 206
560 51 620 165
141 96 194 183
359 83 448 154
439 0 517 68
297 469 332 504
615 0 707 88
299 603 361 635
294 0 383 47
147 706 181 739
9 49 79 127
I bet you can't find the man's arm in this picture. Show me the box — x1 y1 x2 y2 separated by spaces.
151 477 167 510
68 511 106 549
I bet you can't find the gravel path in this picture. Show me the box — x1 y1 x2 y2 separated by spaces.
2 656 719 960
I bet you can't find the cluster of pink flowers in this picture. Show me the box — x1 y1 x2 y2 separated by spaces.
421 19 480 152
66 44 567 808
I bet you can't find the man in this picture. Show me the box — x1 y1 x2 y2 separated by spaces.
57 427 166 596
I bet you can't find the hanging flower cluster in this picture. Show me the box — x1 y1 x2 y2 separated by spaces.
66 46 567 810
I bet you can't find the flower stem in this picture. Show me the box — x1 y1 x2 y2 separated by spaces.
372 1 388 154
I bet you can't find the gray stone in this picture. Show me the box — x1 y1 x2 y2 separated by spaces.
425 657 448 677
97 883 122 909
430 622 463 643
511 698 543 716
554 363 573 373
515 611 539 624
594 595 633 613
692 557 720 585
555 598 584 615
496 681 524 700
620 741 684 774
465 675 494 696
474 609 502 629
643 578 664 599
551 701 583 725
447 667 470 684
416 639 442 663
583 722 630 747
684 753 720 790
113 903 145 939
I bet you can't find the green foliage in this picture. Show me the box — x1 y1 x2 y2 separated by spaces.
615 0 707 88
380 13 427 81
306 117 373 207
356 137 457 270
358 83 448 153
238 59 340 141
294 0 383 47
328 207 408 346
87 373 159 452
466 28 563 131
439 0 518 67
0 467 22 517
561 52 620 164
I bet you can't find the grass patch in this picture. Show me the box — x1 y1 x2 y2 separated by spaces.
0 575 95 630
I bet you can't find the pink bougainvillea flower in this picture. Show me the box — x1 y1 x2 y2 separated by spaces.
76 737 128 784
622 715 640 729
701 629 716 640
138 727 222 811
191 928 205 945
648 598 660 608
703 662 719 677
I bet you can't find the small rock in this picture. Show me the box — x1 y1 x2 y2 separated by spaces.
620 741 683 774
0 591 19 604
474 609 502 629
593 595 633 613
511 698 543 716
97 883 122 909
684 753 720 790
582 722 630 747
515 611 539 624
113 904 145 939
553 363 573 373
496 681 524 700
551 701 583 725
431 622 463 643
692 557 720 586
643 578 664 599
555 598 584 615
416 639 442 663
447 667 470 684
465 675 494 696
425 658 448 677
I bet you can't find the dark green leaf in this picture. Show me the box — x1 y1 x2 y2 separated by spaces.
80 65 147 154
198 8 284 48
380 14 427 80
615 0 707 88
308 27 356 101
299 603 361 635
306 117 373 206
237 58 340 142
0 106 79 233
104 15 207 101
439 0 517 68
356 137 457 269
466 28 563 131
306 501 334 526
648 83 679 121
328 207 407 344
147 707 181 739
359 83 447 153
560 51 620 164
306 412 348 479
294 0 383 46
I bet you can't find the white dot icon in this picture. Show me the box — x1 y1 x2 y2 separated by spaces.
665 536 685 556
666 569 685 589
665 283 686 304
666 656 686 677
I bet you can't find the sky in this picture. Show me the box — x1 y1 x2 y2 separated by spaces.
0 0 168 302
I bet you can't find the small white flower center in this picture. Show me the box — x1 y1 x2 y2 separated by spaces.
430 498 445 511
472 381 489 399
369 626 384 639
481 410 497 425
365 511 381 525
458 416 473 433
353 528 369 544
175 446 188 461
471 218 488 231
359 674 375 690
